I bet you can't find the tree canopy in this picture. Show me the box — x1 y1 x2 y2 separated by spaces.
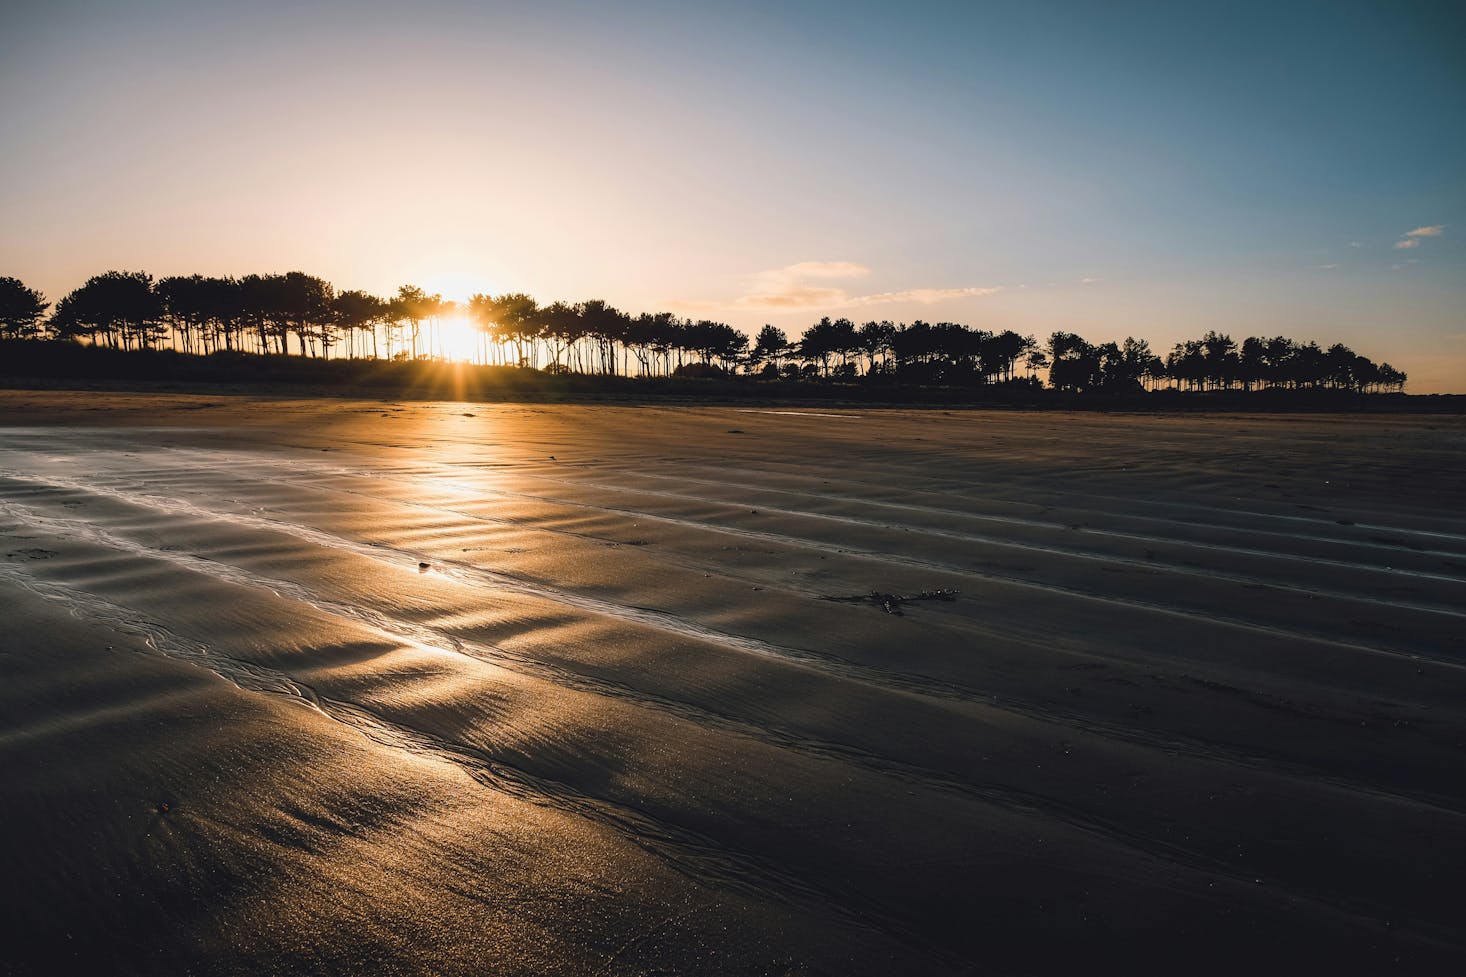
0 270 1407 394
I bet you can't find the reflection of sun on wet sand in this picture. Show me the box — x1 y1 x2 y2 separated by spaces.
2 390 1464 975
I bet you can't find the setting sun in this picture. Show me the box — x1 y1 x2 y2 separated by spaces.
3 1 1465 973
434 313 481 363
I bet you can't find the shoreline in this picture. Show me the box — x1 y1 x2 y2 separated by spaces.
3 395 1463 974
3 374 1463 414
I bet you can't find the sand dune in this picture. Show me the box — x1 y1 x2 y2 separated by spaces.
2 392 1463 975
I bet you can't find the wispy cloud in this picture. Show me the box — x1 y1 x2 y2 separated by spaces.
778 261 871 279
676 261 999 313
1079 276 1100 284
732 286 851 310
1311 263 1339 269
727 262 865 309
1394 224 1444 249
845 287 1000 306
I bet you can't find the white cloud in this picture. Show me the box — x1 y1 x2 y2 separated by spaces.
1394 224 1444 250
732 286 851 310
779 261 871 279
1079 276 1100 284
678 261 999 312
1311 263 1339 269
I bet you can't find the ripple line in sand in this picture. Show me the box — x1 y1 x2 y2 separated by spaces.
621 446 1466 548
5 507 1458 939
564 461 1466 572
0 555 917 945
3 469 1459 682
76 442 1466 584
5 490 1465 827
114 448 1466 616
496 470 1466 608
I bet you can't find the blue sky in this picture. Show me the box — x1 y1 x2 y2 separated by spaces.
2 0 1462 388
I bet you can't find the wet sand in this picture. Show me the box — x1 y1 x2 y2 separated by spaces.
2 391 1463 975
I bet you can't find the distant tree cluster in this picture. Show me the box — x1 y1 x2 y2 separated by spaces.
21 270 750 374
464 293 749 375
44 271 426 360
0 270 1405 393
764 319 1403 392
1045 330 1405 393
754 318 1037 386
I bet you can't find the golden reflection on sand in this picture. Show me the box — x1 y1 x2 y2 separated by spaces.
2 392 1464 975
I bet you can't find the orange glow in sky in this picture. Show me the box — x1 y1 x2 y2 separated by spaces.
1 2 1462 390
435 315 482 364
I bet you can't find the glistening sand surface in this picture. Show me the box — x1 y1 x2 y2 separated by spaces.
2 392 1464 975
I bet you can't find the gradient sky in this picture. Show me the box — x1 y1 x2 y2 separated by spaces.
3 0 1463 390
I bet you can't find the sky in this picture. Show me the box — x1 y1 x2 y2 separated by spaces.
2 0 1463 390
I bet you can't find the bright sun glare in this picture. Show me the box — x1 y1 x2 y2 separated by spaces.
436 314 481 363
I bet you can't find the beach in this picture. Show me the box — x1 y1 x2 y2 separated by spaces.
2 391 1463 975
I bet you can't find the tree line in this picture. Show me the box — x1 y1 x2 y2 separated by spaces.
0 271 1405 393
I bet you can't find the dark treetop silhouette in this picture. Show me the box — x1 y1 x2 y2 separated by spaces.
0 276 50 341
5 270 1406 394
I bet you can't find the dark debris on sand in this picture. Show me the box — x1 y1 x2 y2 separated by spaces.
821 588 959 616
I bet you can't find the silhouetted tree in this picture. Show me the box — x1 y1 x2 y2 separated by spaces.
0 277 49 340
235 274 280 354
1238 336 1267 391
1047 331 1102 392
393 285 431 359
1199 331 1238 389
798 317 843 376
179 275 244 353
50 271 161 349
1377 363 1407 392
157 274 224 354
332 290 387 359
626 312 668 375
539 300 584 371
687 319 748 370
1324 342 1359 390
1164 339 1202 391
987 330 1031 382
1110 336 1161 391
857 320 896 375
579 299 628 374
830 318 860 371
751 324 788 376
466 292 531 366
